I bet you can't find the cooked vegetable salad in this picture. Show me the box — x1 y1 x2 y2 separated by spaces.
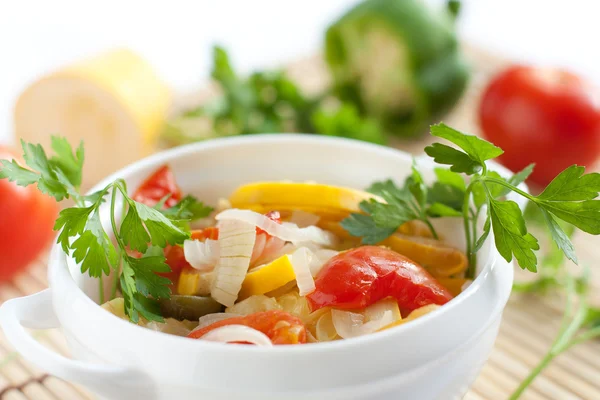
1 124 598 347
103 171 464 344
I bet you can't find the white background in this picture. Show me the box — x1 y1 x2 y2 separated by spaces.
1 0 598 145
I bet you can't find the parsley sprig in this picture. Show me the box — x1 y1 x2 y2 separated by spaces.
511 265 600 399
342 123 600 278
0 137 212 322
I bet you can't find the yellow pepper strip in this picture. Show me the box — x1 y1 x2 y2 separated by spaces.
177 267 212 296
378 304 441 331
397 220 434 238
229 182 383 220
437 278 469 297
238 255 296 300
381 234 468 278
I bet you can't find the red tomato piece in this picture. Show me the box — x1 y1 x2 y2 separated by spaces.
132 165 182 208
306 246 453 314
479 66 600 186
0 148 58 281
188 310 307 345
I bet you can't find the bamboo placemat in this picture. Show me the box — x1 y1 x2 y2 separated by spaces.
0 46 598 400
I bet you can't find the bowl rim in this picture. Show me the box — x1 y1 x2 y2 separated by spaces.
49 133 513 356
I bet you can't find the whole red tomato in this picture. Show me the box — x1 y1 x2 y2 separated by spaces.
479 66 600 186
0 148 58 280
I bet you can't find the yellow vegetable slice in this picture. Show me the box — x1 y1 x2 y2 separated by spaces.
14 49 170 186
238 255 296 300
177 268 213 296
381 233 468 278
437 278 469 297
229 182 383 220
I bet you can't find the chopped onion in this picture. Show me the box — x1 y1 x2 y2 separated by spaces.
216 209 337 246
195 313 241 331
315 311 338 342
226 295 282 315
289 247 316 295
211 219 257 307
199 324 273 347
184 238 220 271
331 298 401 339
250 233 267 265
289 210 320 227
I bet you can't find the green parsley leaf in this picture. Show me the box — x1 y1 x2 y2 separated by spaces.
424 143 481 174
489 199 539 272
48 137 84 188
430 123 504 164
340 212 396 245
0 160 39 186
19 140 69 201
434 168 466 191
538 165 600 201
473 214 491 252
54 206 95 252
161 195 213 221
539 208 577 264
128 255 172 299
427 182 464 211
427 202 462 217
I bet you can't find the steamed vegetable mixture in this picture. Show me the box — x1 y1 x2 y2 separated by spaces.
102 169 465 345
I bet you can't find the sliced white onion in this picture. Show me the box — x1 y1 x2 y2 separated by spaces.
216 209 337 247
184 238 220 271
289 247 316 296
250 232 267 265
253 235 286 266
211 219 257 307
199 324 273 347
195 313 242 331
331 299 401 339
289 210 320 227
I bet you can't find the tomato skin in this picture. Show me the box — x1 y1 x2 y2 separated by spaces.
0 148 58 280
132 165 182 207
306 246 453 314
479 66 600 186
188 310 307 345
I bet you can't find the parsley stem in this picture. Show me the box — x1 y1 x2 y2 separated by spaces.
423 219 439 240
463 183 476 279
568 326 600 349
482 176 537 202
108 182 129 301
508 350 556 400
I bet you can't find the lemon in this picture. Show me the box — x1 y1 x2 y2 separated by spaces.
14 49 170 187
229 182 383 220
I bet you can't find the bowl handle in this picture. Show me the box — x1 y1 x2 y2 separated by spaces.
0 289 156 400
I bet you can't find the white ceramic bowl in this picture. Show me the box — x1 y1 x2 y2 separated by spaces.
0 135 516 400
